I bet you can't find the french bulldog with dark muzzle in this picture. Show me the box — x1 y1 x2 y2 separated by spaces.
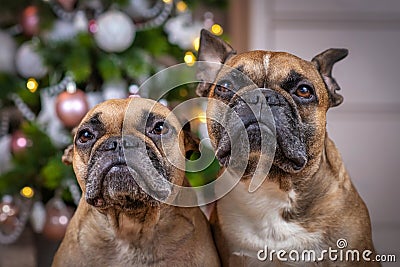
196 29 379 266
52 98 220 267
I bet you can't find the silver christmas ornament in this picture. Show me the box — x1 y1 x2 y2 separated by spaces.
0 31 17 74
94 10 135 52
15 42 48 79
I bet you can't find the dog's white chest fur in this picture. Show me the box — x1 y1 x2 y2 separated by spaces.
217 181 322 258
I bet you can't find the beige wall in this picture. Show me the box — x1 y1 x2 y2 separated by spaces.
236 0 400 261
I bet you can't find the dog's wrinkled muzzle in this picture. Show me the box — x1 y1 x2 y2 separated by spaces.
216 88 307 173
85 135 171 209
260 88 307 172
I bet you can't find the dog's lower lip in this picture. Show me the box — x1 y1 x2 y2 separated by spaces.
218 154 230 166
103 163 127 177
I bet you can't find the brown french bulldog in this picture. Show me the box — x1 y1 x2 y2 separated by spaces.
52 98 220 267
196 29 379 266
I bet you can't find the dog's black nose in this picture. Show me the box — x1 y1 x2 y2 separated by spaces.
99 137 120 151
98 136 139 152
262 89 285 106
231 100 258 128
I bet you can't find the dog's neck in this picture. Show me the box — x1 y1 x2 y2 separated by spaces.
86 202 193 245
74 199 201 265
104 206 162 242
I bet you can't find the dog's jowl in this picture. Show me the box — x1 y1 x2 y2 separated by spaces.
197 29 379 267
52 98 220 267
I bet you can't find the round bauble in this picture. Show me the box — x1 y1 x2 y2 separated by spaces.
94 10 135 52
164 13 202 49
102 80 127 100
73 10 88 32
125 0 154 19
55 89 89 128
0 31 17 74
15 42 48 79
42 198 73 241
57 0 77 11
48 20 77 41
21 6 40 37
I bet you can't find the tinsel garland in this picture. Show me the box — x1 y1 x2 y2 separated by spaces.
135 0 173 31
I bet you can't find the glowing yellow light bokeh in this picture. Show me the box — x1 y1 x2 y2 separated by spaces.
26 78 38 93
211 24 223 36
20 186 34 198
198 112 207 123
176 1 188 12
163 0 172 3
179 88 188 97
184 51 196 66
193 37 200 51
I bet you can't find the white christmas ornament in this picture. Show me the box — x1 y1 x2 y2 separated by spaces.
73 11 89 32
37 92 70 147
126 0 152 19
0 31 17 74
102 80 127 100
86 92 104 108
94 10 135 52
164 13 202 49
15 42 48 79
47 19 77 41
126 0 163 20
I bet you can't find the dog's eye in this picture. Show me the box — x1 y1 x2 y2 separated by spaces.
295 84 313 99
78 130 94 143
151 122 169 135
215 80 234 95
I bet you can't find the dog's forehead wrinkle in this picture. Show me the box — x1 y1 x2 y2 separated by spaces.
287 70 304 82
89 112 103 124
145 112 166 127
234 65 244 74
280 70 305 92
79 112 105 131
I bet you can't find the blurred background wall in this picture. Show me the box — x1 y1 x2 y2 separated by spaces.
229 0 400 263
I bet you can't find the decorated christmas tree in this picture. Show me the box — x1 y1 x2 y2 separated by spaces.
0 0 226 245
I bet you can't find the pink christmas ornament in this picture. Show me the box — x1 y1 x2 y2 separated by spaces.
42 197 73 241
21 6 40 37
55 89 89 128
56 0 77 11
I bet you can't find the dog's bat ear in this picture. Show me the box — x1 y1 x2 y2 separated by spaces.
198 29 236 63
196 29 236 97
61 127 77 165
182 122 200 159
312 48 348 107
62 144 73 165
